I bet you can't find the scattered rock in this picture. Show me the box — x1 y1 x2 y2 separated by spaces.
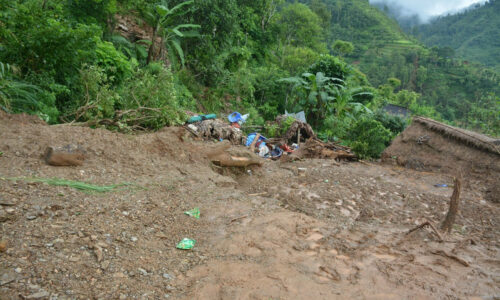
26 290 50 299
0 199 16 206
14 267 22 273
0 272 16 286
0 210 11 222
340 208 351 217
100 260 110 270
68 256 80 262
94 245 103 262
26 215 37 220
130 236 138 242
113 272 126 279
0 240 7 252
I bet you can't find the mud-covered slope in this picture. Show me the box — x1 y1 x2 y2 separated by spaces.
0 113 499 299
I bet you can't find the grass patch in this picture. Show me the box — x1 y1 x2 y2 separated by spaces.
0 177 136 193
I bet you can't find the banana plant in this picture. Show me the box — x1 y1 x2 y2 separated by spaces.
279 71 343 126
331 86 372 118
144 0 200 67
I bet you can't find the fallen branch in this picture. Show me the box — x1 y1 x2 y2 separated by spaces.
407 219 444 242
431 250 470 267
248 192 267 197
228 215 249 224
249 133 261 153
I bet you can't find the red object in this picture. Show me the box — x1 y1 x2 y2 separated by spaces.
280 144 294 153
231 122 241 129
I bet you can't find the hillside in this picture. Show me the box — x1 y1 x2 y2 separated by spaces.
308 0 499 133
414 0 500 73
0 0 498 161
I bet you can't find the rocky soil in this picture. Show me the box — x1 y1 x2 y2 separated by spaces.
0 113 499 299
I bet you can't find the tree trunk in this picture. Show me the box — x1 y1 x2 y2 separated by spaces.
147 27 158 65
441 177 462 233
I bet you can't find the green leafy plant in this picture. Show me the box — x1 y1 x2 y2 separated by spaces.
117 64 187 129
95 40 134 84
63 64 119 123
279 72 341 127
0 62 40 114
143 0 200 66
347 117 392 159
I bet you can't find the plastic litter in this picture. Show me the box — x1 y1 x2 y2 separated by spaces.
245 133 267 147
228 112 242 123
239 114 249 125
434 184 448 188
258 143 269 157
280 144 294 153
271 146 283 158
184 207 200 219
285 110 307 123
187 124 198 133
176 238 196 250
187 114 217 123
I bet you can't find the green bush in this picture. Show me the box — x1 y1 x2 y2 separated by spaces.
35 90 60 124
265 123 280 138
319 115 353 141
252 66 289 120
347 117 392 159
70 64 119 123
95 40 133 84
374 111 407 136
308 55 349 82
118 65 186 129
0 68 40 115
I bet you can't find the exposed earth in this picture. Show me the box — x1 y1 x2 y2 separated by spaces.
0 113 499 299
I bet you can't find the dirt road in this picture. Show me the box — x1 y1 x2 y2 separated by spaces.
0 113 498 299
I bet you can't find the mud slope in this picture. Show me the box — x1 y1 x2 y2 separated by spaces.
0 113 499 299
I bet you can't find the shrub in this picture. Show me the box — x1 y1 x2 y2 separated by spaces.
374 111 407 136
68 64 119 123
308 55 349 82
0 62 60 122
95 40 133 84
118 65 186 129
319 115 353 141
347 117 392 159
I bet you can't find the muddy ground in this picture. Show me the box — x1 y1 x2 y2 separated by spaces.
0 113 499 299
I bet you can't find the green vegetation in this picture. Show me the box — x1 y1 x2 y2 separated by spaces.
413 0 500 73
0 0 498 159
1 177 132 193
317 0 500 136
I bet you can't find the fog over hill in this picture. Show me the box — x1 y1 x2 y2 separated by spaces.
370 0 488 24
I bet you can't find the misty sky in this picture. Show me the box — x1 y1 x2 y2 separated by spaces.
370 0 488 21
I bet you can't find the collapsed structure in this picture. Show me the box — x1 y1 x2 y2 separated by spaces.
383 117 500 200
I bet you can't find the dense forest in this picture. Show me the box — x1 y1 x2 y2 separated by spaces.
413 0 500 73
315 0 499 133
0 0 498 159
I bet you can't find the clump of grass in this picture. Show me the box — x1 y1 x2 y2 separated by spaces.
1 177 135 193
